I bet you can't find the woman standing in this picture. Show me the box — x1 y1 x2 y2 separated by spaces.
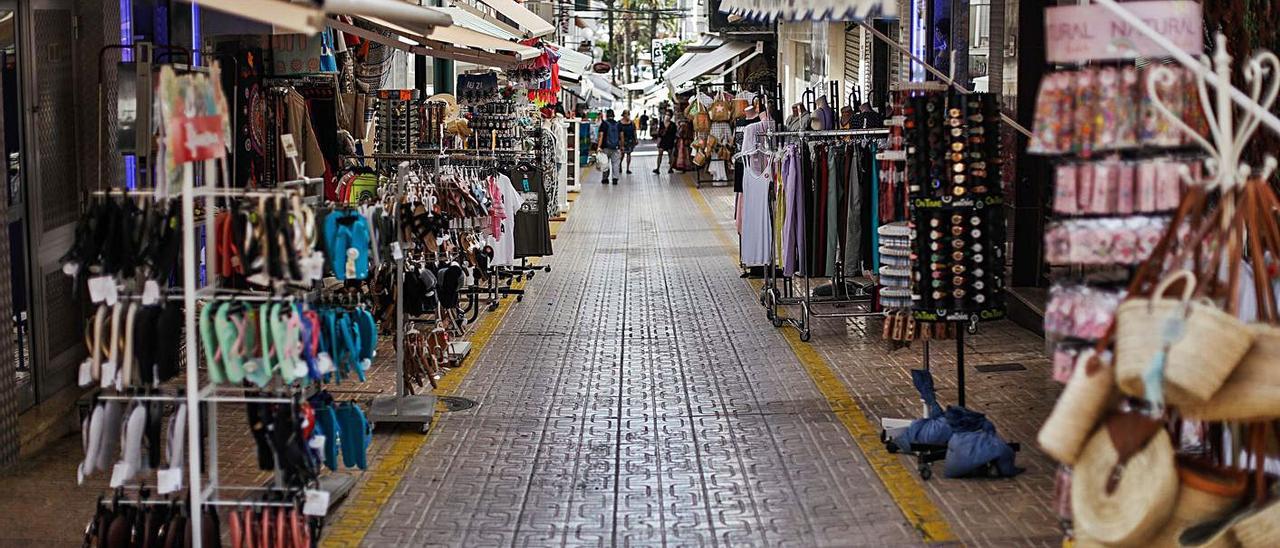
653 114 678 174
620 110 638 174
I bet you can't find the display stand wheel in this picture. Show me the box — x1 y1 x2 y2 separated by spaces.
800 330 811 342
487 302 499 312
516 295 524 302
772 315 783 328
544 265 552 272
918 464 932 480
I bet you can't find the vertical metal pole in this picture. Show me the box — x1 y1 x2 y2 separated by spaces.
955 326 965 408
182 162 203 546
202 160 219 499
395 163 405 399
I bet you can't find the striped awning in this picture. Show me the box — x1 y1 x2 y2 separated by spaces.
717 0 896 22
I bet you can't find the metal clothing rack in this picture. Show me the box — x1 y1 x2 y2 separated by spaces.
761 127 890 341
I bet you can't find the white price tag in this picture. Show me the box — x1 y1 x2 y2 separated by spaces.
141 280 161 306
100 361 117 389
87 276 112 303
63 262 81 277
78 359 93 387
309 435 326 451
302 489 330 517
391 242 404 261
109 462 131 488
293 360 309 379
157 468 182 494
317 353 335 374
280 134 299 159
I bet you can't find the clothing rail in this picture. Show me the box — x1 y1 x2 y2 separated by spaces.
765 128 891 138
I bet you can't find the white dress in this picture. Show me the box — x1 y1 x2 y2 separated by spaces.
488 174 525 266
739 121 774 266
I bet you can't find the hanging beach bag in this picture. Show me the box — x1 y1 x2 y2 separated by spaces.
688 100 711 133
732 90 756 119
1037 348 1116 465
709 91 733 122
1113 269 1252 406
1141 458 1248 547
1071 412 1178 546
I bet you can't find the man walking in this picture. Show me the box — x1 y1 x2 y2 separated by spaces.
595 109 628 184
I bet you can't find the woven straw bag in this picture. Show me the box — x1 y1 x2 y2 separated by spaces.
1181 324 1280 421
1072 413 1178 546
1114 270 1253 405
1037 349 1115 465
1140 459 1248 547
709 91 733 122
732 91 756 119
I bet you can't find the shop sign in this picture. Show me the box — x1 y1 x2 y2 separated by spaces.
1045 1 1202 64
593 62 611 74
159 65 230 165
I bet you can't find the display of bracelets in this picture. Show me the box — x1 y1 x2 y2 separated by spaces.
904 92 1003 202
1044 283 1125 342
910 208 1007 316
1043 216 1168 266
1052 157 1198 215
1028 64 1209 156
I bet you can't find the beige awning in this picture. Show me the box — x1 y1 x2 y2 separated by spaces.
663 41 760 91
716 0 896 21
330 15 541 68
193 0 327 33
465 0 554 38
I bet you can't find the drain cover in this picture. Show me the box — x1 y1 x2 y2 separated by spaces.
437 396 479 412
974 362 1027 373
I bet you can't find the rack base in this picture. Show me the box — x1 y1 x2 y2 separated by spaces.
448 341 473 362
368 395 436 433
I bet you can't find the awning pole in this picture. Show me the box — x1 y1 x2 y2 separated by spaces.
857 21 1032 139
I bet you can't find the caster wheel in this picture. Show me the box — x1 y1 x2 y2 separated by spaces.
887 444 899 454
772 316 783 328
528 272 536 280
516 295 524 302
488 303 499 312
919 465 932 480
800 330 811 342
420 423 430 434
544 266 552 272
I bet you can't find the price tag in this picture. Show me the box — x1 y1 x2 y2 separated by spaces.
100 361 117 389
109 462 131 488
391 242 404 261
293 360 309 379
280 134 299 159
63 262 81 277
157 468 183 494
87 276 112 303
78 359 93 387
142 280 161 306
302 489 330 517
317 353 335 374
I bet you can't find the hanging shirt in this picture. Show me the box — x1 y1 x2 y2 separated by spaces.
488 174 525 266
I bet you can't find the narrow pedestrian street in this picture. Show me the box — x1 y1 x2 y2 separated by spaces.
323 149 1059 547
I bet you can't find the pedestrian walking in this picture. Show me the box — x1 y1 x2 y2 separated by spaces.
595 109 626 184
653 114 678 174
619 110 638 175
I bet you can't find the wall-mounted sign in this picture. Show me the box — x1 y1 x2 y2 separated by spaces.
1045 1 1202 64
593 62 612 74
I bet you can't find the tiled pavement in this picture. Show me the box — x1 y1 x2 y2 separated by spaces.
0 152 1063 547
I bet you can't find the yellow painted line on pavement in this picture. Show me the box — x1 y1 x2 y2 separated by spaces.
684 183 957 544
323 269 531 547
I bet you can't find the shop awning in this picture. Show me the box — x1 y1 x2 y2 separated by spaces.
452 0 554 38
663 41 760 91
329 15 541 68
195 0 327 33
585 73 624 100
435 7 520 41
621 79 656 92
555 46 592 76
716 0 896 21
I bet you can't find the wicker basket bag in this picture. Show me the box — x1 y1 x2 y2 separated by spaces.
1037 349 1116 465
1071 413 1178 546
1113 270 1253 406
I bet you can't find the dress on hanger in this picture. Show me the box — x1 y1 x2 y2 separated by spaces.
739 120 774 266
